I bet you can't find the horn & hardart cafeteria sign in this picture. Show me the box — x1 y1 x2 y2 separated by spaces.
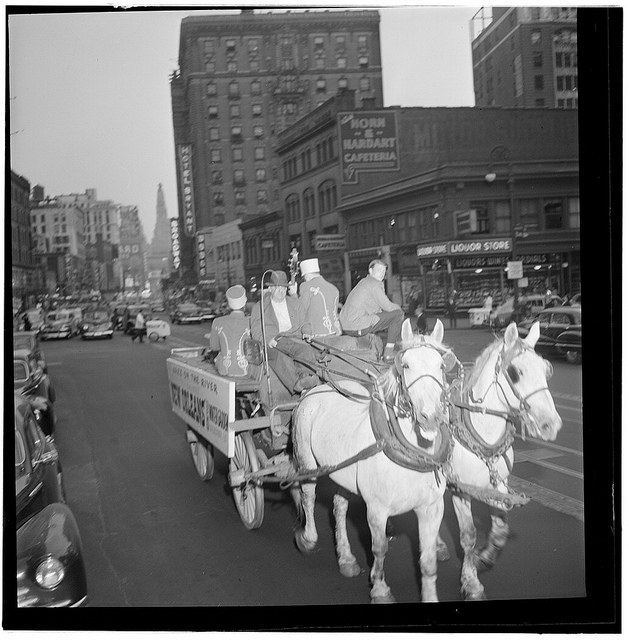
338 111 400 183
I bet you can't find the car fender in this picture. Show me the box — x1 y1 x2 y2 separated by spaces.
555 329 581 352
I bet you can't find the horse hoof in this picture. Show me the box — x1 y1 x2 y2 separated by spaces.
294 530 318 555
462 588 487 601
339 561 361 578
371 593 396 604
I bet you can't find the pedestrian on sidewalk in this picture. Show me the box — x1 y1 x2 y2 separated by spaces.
132 310 146 343
445 293 458 329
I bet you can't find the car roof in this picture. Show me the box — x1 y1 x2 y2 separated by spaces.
13 348 31 360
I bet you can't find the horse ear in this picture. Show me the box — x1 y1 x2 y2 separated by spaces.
524 321 540 348
504 322 519 348
431 318 444 344
401 318 414 342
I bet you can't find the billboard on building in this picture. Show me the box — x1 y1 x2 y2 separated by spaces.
338 111 400 183
178 144 196 237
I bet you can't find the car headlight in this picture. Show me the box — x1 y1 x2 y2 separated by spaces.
35 556 65 589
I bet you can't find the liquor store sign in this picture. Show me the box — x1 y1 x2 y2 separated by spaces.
417 238 512 259
338 111 400 183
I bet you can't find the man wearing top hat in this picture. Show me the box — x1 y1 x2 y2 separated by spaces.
206 284 251 377
298 257 342 340
251 270 318 394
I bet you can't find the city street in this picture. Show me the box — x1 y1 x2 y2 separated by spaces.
41 315 588 620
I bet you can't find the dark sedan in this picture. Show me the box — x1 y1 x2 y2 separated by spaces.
15 393 88 607
13 331 47 373
517 306 582 364
80 309 114 340
14 348 56 436
170 303 204 324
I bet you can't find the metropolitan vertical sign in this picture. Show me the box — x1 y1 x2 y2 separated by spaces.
178 144 196 237
338 111 400 183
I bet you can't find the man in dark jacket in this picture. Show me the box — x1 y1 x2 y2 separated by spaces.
251 270 317 394
412 305 428 334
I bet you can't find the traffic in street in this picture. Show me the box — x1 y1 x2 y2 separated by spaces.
41 315 585 609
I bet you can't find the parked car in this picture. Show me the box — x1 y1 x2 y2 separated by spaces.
517 306 582 364
490 294 563 328
18 308 45 332
170 302 204 324
195 302 217 322
15 393 89 607
80 309 114 340
13 331 47 373
40 308 82 340
13 348 56 437
122 304 151 334
568 292 581 307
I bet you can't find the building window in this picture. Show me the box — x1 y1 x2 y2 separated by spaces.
208 105 218 118
315 56 325 69
207 82 217 96
495 201 511 233
234 170 245 184
469 203 490 234
205 61 215 73
204 39 215 55
335 35 346 48
252 103 262 116
229 81 240 97
257 189 267 203
253 125 264 138
232 147 243 161
213 192 224 204
286 194 301 223
231 126 242 139
230 105 241 118
226 39 236 51
568 197 580 228
235 190 246 204
534 75 544 90
357 34 368 50
256 168 266 182
249 59 259 72
316 78 326 92
251 80 261 95
227 61 237 73
301 149 311 172
317 180 337 213
254 146 265 160
519 199 540 230
544 199 563 229
248 38 259 54
359 76 371 91
212 171 222 184
210 149 221 163
336 56 347 69
359 56 369 68
209 127 219 141
535 98 545 106
533 52 543 67
338 77 348 90
314 36 324 49
303 188 315 218
531 29 541 44
557 98 565 107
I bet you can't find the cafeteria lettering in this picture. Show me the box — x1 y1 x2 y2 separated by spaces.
343 151 397 163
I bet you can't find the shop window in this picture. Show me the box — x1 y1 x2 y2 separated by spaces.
544 199 563 229
568 197 580 228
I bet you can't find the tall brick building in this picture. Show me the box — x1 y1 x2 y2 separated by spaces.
171 8 383 287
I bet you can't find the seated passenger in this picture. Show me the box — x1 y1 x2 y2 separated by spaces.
206 285 251 377
339 259 404 362
298 257 342 341
251 270 318 394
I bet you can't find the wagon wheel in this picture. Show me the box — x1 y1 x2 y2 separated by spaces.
149 331 159 342
230 431 264 530
188 430 214 481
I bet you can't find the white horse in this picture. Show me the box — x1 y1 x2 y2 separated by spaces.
440 321 563 600
291 319 453 603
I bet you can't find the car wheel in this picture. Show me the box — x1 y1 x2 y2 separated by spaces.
149 332 159 342
565 349 581 365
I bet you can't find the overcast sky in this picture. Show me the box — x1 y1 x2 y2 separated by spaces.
8 3 481 242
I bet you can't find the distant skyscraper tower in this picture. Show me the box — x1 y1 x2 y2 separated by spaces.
147 183 173 295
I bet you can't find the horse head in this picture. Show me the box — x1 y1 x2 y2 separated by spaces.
391 318 453 441
500 322 563 441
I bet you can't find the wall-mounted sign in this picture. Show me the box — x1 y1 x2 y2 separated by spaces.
315 234 346 251
197 233 206 276
170 218 181 270
338 111 400 183
417 238 511 258
178 144 196 237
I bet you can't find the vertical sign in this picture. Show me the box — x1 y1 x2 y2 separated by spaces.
338 110 400 183
171 218 181 270
178 144 196 237
197 233 206 276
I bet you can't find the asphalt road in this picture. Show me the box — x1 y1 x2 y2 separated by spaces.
41 317 589 626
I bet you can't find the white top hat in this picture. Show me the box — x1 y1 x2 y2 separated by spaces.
226 285 247 310
300 258 320 276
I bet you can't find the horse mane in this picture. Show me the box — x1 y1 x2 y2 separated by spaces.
377 332 449 401
462 336 503 394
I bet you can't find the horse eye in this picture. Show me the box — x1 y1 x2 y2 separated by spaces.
507 364 520 383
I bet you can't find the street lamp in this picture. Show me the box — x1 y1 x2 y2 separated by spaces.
486 145 521 323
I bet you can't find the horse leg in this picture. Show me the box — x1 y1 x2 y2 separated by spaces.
294 481 319 554
436 532 451 562
451 494 486 600
333 491 361 578
415 498 445 602
366 505 395 604
475 508 509 571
